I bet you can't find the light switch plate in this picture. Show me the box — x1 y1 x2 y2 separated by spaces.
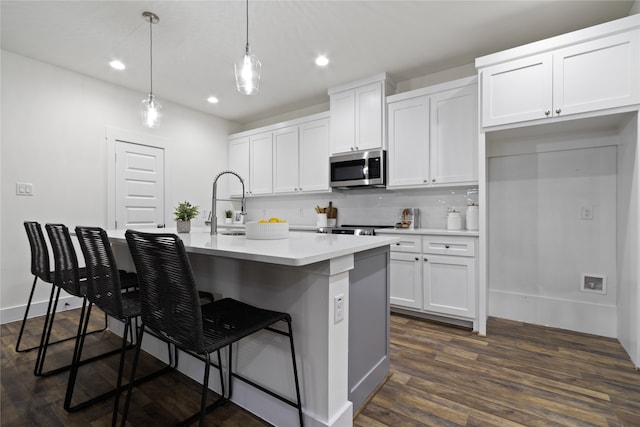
16 182 33 196
334 294 344 324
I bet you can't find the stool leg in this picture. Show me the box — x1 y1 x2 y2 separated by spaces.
199 352 212 427
15 276 39 352
111 317 132 427
287 320 304 427
64 301 93 411
34 285 62 376
119 326 145 427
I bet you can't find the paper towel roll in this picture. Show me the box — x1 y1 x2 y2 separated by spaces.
466 205 479 230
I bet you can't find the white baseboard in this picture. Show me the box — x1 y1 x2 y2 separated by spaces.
489 289 617 338
0 295 85 324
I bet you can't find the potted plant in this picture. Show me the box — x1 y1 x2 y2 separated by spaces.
224 210 234 224
174 200 199 233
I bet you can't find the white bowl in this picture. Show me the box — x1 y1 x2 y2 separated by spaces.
245 221 289 240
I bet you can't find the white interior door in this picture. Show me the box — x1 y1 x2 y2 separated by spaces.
113 140 165 229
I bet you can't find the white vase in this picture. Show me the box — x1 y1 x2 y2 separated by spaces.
177 220 191 233
225 218 233 224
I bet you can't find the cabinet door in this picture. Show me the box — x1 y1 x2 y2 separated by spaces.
481 53 552 127
330 90 356 154
249 132 273 195
273 126 300 194
356 82 383 151
553 31 639 117
430 85 478 184
299 118 330 192
229 137 250 197
423 255 476 318
390 252 423 310
387 96 430 187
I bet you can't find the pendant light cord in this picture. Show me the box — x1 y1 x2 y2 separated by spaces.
149 15 153 94
245 0 250 55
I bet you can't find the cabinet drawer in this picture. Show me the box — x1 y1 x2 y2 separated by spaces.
389 236 422 253
422 236 476 257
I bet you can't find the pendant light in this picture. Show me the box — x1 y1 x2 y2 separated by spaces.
140 11 162 128
234 0 261 95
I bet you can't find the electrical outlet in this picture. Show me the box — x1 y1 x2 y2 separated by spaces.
334 294 344 323
580 206 593 220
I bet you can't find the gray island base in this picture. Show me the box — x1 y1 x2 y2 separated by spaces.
107 228 395 427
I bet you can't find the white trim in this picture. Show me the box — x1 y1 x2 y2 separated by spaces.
0 294 84 324
105 127 171 229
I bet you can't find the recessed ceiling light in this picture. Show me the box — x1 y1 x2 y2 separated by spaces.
207 96 219 104
109 60 126 70
315 55 329 67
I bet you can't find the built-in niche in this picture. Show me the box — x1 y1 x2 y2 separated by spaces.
486 114 634 338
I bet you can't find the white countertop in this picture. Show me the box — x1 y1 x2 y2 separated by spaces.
374 228 479 237
107 227 397 267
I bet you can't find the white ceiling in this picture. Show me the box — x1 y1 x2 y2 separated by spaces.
1 1 635 125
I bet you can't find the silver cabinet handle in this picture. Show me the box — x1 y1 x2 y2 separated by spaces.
424 258 428 262
415 257 419 261
445 245 450 249
432 179 436 183
545 110 551 116
555 108 562 114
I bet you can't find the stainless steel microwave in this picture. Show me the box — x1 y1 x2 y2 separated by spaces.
330 149 386 188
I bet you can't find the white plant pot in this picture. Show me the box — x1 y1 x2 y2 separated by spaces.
224 218 233 224
176 220 191 233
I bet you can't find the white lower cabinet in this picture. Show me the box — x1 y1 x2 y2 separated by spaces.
423 254 476 318
386 233 477 321
390 251 422 309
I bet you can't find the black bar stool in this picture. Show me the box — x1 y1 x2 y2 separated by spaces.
122 230 303 427
67 225 176 424
17 221 106 353
34 223 121 377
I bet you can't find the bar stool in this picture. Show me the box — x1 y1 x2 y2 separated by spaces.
67 225 175 423
32 223 117 377
18 221 99 353
122 230 303 427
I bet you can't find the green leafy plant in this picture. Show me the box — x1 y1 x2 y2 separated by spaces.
174 201 199 221
225 210 233 219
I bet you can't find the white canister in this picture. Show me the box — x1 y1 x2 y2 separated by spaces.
447 211 462 230
466 205 479 231
316 213 328 228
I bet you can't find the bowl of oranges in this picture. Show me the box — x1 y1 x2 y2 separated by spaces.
245 217 289 240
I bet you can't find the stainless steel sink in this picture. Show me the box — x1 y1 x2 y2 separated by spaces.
218 229 245 236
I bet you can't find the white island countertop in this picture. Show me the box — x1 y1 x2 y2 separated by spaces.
106 227 398 267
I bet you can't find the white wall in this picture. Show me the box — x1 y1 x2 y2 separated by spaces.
616 114 639 367
0 50 233 321
487 128 619 337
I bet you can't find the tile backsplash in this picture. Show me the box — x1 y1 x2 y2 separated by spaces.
243 187 478 229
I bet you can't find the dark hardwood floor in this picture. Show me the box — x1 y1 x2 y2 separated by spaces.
2 308 639 426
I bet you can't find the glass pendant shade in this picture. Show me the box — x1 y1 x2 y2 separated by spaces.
141 93 162 128
235 49 261 95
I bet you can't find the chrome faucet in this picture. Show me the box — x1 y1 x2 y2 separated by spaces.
211 170 246 235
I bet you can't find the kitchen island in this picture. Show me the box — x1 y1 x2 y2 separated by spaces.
107 228 396 427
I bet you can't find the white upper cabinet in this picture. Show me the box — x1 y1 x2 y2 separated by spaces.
387 77 478 189
478 16 639 128
249 132 273 195
273 126 300 193
430 84 478 184
273 118 330 194
298 118 330 192
553 32 639 116
387 96 430 186
480 53 552 127
229 112 330 197
229 136 250 197
329 74 395 155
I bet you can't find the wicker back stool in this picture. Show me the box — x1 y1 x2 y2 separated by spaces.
122 230 303 427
